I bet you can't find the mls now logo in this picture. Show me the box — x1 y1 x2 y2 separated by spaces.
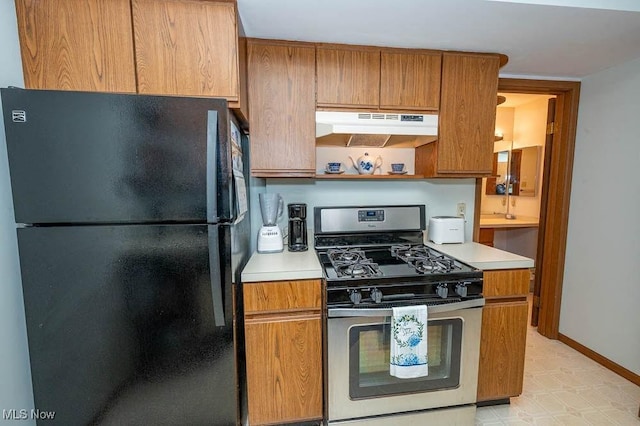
3 408 56 420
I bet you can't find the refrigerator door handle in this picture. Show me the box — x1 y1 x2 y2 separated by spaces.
206 111 218 223
208 225 225 327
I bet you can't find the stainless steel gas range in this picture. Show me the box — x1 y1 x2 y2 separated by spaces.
315 205 484 425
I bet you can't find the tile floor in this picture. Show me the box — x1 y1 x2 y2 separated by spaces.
475 301 640 425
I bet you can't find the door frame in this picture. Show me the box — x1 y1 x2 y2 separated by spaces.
473 78 581 339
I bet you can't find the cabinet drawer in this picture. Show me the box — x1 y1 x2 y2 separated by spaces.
244 279 321 314
483 269 530 298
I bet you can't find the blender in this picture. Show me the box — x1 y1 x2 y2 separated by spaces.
257 193 284 253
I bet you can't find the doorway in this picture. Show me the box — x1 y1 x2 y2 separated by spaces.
481 93 552 253
473 78 581 340
480 93 554 323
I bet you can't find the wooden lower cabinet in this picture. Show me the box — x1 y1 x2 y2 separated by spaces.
245 317 322 425
479 228 495 247
243 280 323 425
477 269 530 402
477 300 528 401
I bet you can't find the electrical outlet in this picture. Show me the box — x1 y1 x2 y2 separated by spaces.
457 202 466 217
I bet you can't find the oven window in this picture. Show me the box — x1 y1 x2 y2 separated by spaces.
349 318 462 399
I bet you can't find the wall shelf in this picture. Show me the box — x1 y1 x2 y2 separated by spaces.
315 174 424 179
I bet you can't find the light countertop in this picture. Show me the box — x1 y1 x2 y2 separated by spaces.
425 241 534 270
241 235 534 283
479 214 539 228
241 247 323 283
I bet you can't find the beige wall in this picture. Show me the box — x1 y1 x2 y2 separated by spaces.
494 106 515 142
561 56 640 375
511 96 551 218
481 108 514 215
481 97 551 217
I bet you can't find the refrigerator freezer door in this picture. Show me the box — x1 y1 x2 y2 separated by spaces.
17 224 236 425
1 88 232 224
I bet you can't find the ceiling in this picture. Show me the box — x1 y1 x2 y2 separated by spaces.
237 0 640 79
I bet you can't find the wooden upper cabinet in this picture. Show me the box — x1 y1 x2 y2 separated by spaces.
436 52 500 174
15 0 136 92
316 46 380 109
316 46 441 112
380 50 441 111
132 0 240 98
248 40 316 177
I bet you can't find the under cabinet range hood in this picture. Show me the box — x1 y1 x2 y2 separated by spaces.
316 111 438 148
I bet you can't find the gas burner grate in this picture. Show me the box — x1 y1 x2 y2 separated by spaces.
328 248 367 264
390 244 461 274
328 248 382 278
336 262 382 278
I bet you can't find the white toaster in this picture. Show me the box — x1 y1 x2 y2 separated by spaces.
427 216 465 244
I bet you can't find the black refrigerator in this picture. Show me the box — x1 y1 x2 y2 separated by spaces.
1 88 251 425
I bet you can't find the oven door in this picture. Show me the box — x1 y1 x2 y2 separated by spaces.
327 303 482 423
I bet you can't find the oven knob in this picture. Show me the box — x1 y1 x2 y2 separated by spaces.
370 288 383 304
437 284 449 299
349 290 362 305
455 283 468 298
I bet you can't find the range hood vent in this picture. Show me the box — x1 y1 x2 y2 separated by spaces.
347 134 391 147
316 111 438 148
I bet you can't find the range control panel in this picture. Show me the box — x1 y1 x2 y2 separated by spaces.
358 209 385 222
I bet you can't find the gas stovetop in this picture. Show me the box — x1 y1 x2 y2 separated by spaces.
314 205 483 308
318 244 480 283
318 244 483 308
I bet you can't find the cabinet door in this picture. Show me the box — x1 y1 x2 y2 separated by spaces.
477 301 528 401
15 0 136 92
478 228 495 247
316 46 380 109
380 51 441 111
438 53 500 174
132 0 239 100
245 316 323 425
248 41 316 177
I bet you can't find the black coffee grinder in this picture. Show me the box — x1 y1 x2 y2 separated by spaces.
287 203 308 251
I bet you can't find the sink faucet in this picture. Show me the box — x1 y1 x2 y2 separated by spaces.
505 198 516 219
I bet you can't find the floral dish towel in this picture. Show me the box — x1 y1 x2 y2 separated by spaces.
390 305 428 378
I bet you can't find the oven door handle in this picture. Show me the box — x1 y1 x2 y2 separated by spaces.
327 298 485 318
